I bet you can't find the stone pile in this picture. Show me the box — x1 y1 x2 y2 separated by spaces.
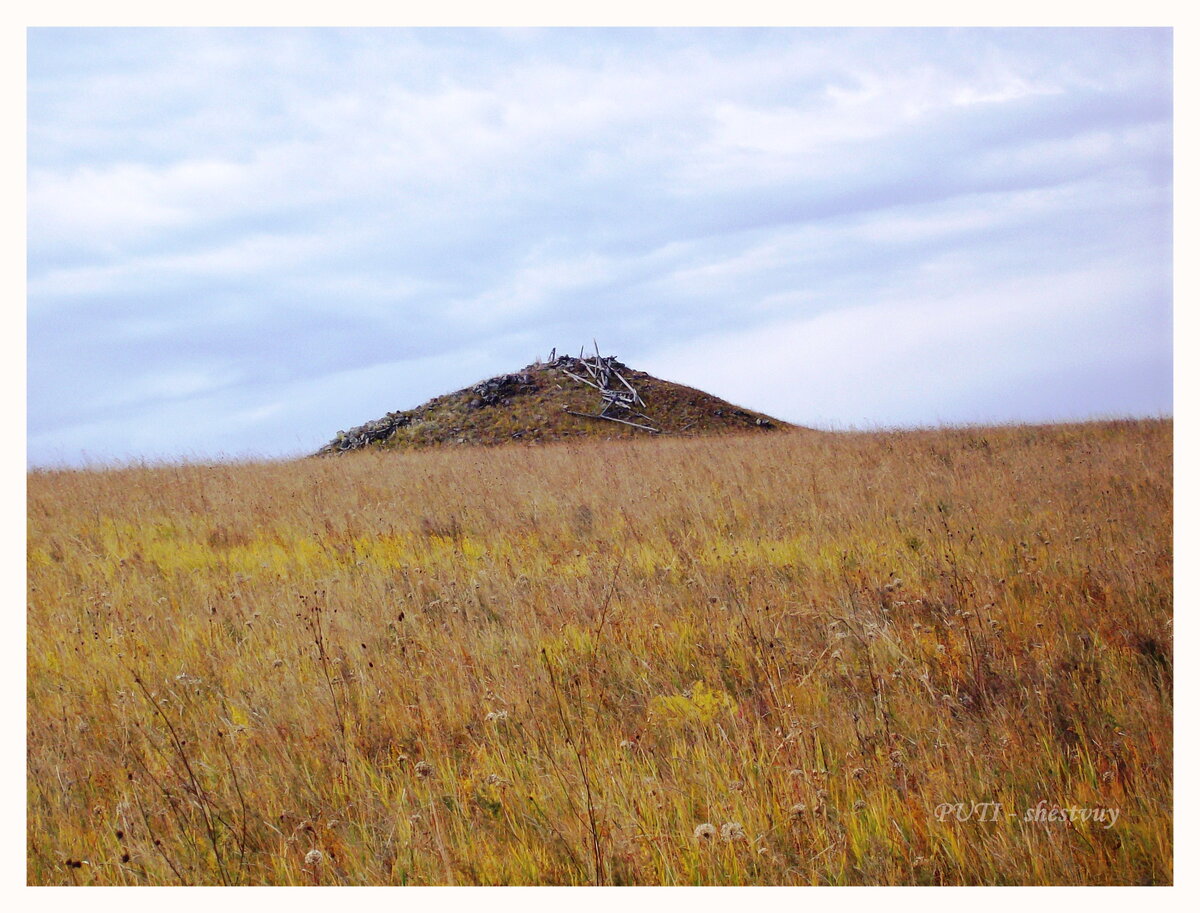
320 411 413 454
467 372 535 409
317 369 541 454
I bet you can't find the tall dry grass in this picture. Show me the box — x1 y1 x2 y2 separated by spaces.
27 419 1171 884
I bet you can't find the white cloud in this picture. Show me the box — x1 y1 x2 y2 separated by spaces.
645 253 1168 429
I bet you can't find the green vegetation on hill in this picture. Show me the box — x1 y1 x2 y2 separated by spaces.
319 356 787 454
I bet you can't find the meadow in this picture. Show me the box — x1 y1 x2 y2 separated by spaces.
26 419 1172 885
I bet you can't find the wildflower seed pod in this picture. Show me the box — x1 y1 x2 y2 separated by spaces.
720 822 746 842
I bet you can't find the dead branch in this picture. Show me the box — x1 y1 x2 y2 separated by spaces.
566 410 662 431
611 370 645 407
557 344 650 426
561 369 605 391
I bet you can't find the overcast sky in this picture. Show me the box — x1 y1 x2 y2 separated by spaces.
26 27 1172 466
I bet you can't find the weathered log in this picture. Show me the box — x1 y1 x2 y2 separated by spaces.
561 369 605 390
566 409 660 433
612 369 646 407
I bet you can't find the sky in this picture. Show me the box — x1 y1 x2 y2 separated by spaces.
26 27 1173 466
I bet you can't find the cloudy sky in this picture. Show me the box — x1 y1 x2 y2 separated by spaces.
27 27 1172 466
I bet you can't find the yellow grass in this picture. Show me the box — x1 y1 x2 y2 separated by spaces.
26 419 1172 885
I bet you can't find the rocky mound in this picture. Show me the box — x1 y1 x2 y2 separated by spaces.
318 352 789 454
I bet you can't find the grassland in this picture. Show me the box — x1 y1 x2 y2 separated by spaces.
27 419 1172 885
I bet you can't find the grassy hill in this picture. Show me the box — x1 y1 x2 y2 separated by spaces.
27 419 1172 885
318 354 787 454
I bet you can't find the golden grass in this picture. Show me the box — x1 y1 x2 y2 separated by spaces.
27 419 1172 885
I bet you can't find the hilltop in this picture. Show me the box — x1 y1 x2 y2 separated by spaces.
319 351 788 454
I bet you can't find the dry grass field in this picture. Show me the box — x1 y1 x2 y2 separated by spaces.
26 419 1172 885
